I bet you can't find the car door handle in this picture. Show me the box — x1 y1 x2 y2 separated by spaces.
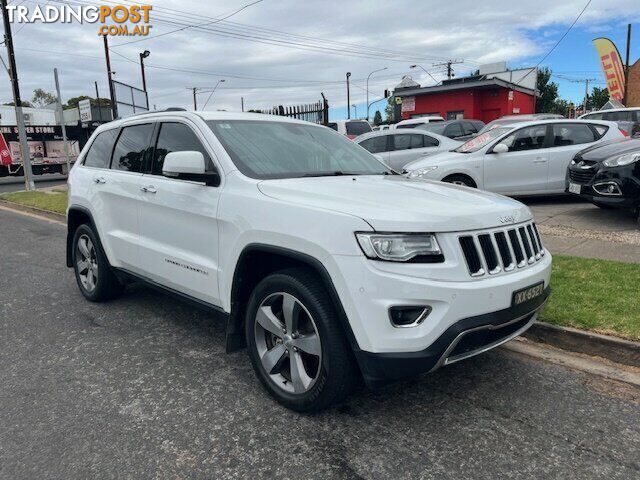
93 176 106 184
140 185 157 194
533 158 547 164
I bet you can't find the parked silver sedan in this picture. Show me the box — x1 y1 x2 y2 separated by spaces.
354 129 462 171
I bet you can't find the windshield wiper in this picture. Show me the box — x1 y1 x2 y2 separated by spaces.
302 171 364 177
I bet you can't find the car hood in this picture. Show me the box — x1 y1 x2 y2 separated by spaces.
257 175 531 232
403 151 470 171
577 137 640 162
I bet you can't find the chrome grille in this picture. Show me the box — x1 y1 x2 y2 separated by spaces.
459 222 545 277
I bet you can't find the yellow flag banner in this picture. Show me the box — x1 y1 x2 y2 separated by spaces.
593 37 626 102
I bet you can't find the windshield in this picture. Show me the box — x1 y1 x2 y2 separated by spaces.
454 127 512 153
345 121 372 136
207 120 391 179
418 123 446 135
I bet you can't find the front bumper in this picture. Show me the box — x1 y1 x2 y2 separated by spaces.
355 288 548 387
566 163 640 209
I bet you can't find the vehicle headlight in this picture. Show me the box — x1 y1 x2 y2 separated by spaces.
603 152 640 167
355 233 442 262
406 166 438 178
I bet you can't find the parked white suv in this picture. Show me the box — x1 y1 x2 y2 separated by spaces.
67 111 551 411
405 119 624 195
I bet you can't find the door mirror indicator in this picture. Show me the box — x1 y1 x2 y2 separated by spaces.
493 143 509 154
162 151 220 186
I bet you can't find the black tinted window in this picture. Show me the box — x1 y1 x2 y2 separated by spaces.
445 123 464 138
423 134 439 147
359 136 388 154
393 134 424 150
502 125 547 152
153 123 212 175
84 129 118 169
463 121 478 135
111 124 153 172
604 111 634 121
552 124 595 146
345 121 371 136
327 123 338 131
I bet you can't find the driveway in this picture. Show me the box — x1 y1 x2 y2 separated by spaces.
0 208 639 479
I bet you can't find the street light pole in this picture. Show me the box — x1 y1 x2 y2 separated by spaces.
366 67 387 121
346 72 351 119
410 64 440 85
139 50 150 92
202 79 225 110
1 0 35 190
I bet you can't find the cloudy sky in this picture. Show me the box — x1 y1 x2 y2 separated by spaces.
2 0 640 119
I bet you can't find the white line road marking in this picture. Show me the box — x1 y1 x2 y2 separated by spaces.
0 203 66 227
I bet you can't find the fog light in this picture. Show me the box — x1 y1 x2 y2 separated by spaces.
389 306 432 328
593 182 622 196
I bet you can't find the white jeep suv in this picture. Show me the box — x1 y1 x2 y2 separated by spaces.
66 111 551 411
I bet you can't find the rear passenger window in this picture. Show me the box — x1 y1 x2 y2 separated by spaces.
552 124 595 146
83 129 118 169
152 122 213 175
423 134 439 147
111 124 153 172
410 134 423 148
393 134 423 150
592 125 609 139
359 136 388 154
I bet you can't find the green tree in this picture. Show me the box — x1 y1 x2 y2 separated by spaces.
535 67 559 113
373 110 383 125
31 88 57 108
552 99 571 116
65 95 111 109
3 100 33 107
587 87 609 110
384 96 395 122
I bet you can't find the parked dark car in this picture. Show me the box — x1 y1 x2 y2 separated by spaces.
566 138 640 225
416 119 485 141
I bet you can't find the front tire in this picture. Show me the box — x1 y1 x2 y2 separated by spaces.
72 224 124 302
443 174 476 188
245 268 357 412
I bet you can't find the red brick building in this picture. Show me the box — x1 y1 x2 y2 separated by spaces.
394 77 537 123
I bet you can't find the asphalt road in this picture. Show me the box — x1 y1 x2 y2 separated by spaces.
1 208 639 479
0 174 67 193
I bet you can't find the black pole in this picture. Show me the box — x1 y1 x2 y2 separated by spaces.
346 72 351 120
1 0 35 190
94 81 103 123
624 24 632 106
139 53 147 92
102 35 116 119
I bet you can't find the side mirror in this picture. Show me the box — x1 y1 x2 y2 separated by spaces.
492 143 509 154
162 151 220 187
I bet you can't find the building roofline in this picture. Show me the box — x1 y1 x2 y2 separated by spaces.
394 78 536 97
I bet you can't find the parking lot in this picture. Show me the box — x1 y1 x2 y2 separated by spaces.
1 207 639 479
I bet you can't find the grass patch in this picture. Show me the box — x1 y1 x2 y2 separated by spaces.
0 190 67 215
541 255 640 341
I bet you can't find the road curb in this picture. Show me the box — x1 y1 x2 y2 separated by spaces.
523 321 640 368
0 199 66 223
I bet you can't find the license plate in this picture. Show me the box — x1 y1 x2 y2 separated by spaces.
512 282 545 306
568 182 581 194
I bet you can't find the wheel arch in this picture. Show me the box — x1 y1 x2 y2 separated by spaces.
225 244 359 355
66 206 98 267
442 172 478 188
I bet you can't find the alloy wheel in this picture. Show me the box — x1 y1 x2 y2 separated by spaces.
76 234 98 292
254 292 322 394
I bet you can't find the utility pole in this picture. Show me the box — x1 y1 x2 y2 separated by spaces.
346 72 351 119
624 24 632 106
241 96 244 112
583 79 590 114
433 59 464 80
102 35 117 120
192 87 197 110
1 0 35 190
53 68 71 175
352 104 357 119
95 81 103 123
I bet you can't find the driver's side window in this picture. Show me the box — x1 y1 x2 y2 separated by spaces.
501 125 547 152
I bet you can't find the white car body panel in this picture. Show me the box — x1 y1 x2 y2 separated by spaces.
404 119 624 195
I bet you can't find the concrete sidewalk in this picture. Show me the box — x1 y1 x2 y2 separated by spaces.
526 197 640 264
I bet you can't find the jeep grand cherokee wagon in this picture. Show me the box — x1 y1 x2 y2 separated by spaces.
67 111 551 411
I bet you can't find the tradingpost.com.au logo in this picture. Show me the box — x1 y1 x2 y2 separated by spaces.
4 3 153 37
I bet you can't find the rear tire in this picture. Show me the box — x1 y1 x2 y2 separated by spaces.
443 174 476 188
72 224 124 302
245 267 357 412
